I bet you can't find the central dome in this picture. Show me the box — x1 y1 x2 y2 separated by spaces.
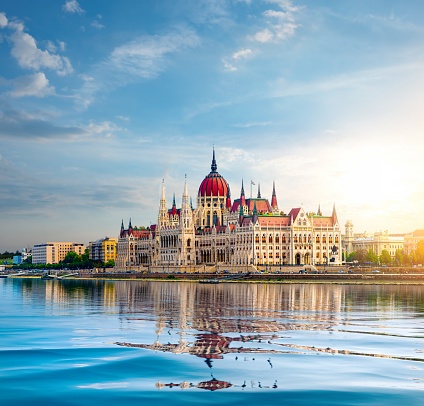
198 150 230 197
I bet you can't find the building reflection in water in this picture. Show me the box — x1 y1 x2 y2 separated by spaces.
12 279 424 391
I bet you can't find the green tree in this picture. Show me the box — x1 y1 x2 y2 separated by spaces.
366 249 378 264
81 248 90 262
394 249 404 266
380 250 392 265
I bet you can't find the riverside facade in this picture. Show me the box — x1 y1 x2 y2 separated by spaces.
115 150 342 272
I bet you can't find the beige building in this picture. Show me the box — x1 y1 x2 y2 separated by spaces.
116 150 343 272
343 223 404 260
89 237 117 263
32 242 86 265
403 230 424 255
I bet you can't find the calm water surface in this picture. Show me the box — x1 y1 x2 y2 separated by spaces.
1 278 424 405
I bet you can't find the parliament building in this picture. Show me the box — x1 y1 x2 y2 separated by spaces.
115 150 342 272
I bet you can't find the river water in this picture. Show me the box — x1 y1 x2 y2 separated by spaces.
1 278 423 405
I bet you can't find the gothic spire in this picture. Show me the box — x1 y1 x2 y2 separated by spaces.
257 183 261 198
332 203 338 225
271 181 278 210
211 147 217 173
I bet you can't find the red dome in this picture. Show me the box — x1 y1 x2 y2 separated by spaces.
198 150 230 197
198 172 229 197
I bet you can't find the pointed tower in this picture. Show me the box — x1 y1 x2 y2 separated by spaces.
240 179 246 206
158 180 169 228
317 204 322 216
211 146 217 173
252 200 258 224
180 175 195 266
226 189 232 210
331 203 339 226
120 219 124 237
171 194 177 215
128 218 133 235
271 181 278 212
239 179 249 215
257 183 261 199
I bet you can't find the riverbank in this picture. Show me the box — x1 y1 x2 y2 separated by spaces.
6 270 424 284
79 271 424 284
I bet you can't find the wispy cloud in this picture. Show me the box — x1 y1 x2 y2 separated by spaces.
250 0 301 43
233 121 271 128
79 27 200 107
0 100 122 141
62 0 85 14
91 15 104 30
223 48 253 71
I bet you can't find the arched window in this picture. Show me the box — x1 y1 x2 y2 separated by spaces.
269 234 273 244
275 234 280 243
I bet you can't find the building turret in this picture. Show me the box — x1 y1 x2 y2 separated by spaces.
120 219 124 237
271 181 278 212
158 180 169 228
332 203 339 225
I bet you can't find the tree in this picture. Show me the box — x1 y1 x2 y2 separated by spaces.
395 249 404 266
379 250 392 265
365 249 378 264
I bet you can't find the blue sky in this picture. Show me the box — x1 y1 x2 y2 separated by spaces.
1 0 424 251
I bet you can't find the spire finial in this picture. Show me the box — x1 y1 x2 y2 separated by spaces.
211 147 217 172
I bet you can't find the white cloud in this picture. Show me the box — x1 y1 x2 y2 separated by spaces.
91 20 104 30
223 48 252 71
233 48 253 60
8 72 55 98
250 0 301 43
62 0 85 14
8 21 73 76
251 28 273 43
0 12 8 28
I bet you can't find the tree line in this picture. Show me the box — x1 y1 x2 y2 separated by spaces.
10 249 114 270
346 240 424 266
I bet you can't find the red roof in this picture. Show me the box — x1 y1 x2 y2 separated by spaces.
288 208 301 220
258 216 290 227
311 217 334 227
232 198 271 213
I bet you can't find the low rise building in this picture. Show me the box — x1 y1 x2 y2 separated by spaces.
32 242 86 265
89 237 117 263
343 223 404 260
403 230 424 255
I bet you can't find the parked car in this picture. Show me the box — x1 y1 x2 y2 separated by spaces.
372 269 380 273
